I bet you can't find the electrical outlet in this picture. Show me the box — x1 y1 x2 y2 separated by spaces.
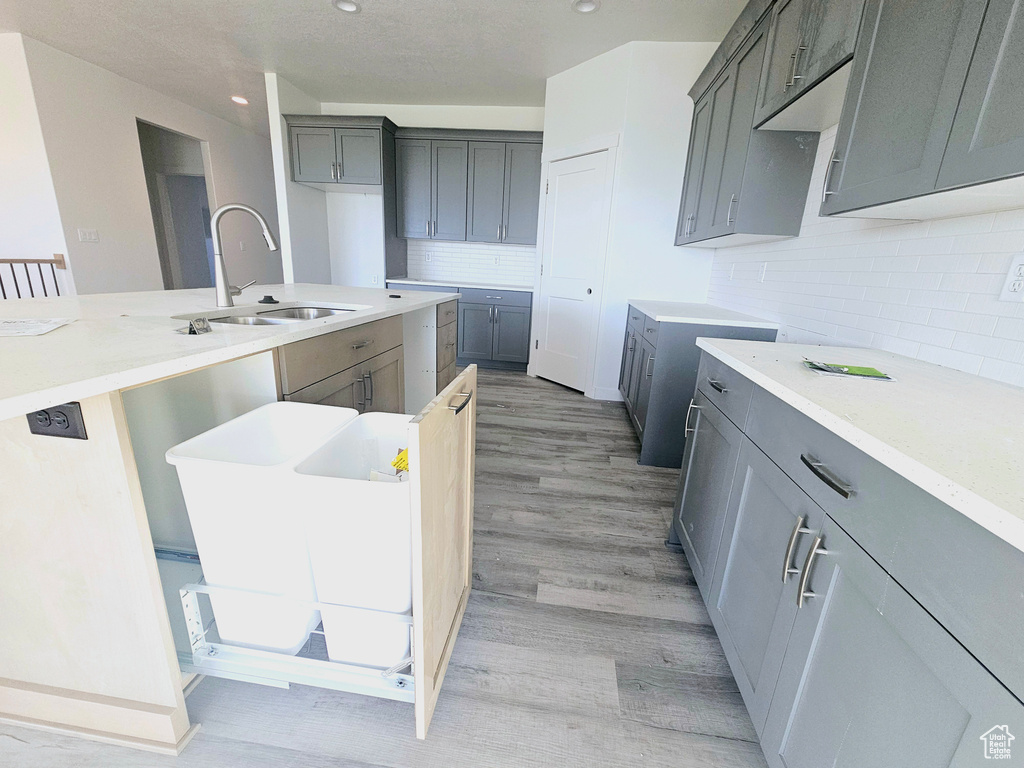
27 402 88 439
77 228 99 243
494 256 500 266
425 253 431 262
372 274 378 285
999 253 1024 302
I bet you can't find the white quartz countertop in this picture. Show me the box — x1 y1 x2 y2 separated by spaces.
698 338 1024 553
629 300 778 329
387 278 534 293
0 283 458 421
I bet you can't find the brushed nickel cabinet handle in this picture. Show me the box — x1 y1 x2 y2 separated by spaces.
797 534 830 608
351 340 372 350
426 220 430 236
447 390 473 415
726 194 737 225
782 515 815 583
495 307 500 324
684 398 702 435
489 306 493 323
503 224 507 240
706 378 728 394
645 355 655 377
822 152 841 202
800 453 854 499
363 371 373 403
791 44 808 84
485 295 502 299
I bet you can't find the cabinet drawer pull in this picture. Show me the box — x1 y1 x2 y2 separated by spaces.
447 390 473 415
485 295 502 299
800 453 854 499
782 515 815 583
351 340 373 350
797 534 830 608
706 378 728 394
684 398 702 435
645 355 655 377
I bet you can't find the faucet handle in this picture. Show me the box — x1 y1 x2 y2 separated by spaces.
230 279 257 296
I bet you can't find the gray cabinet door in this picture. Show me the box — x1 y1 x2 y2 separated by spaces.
821 0 988 215
467 142 506 243
502 143 542 245
760 515 1024 768
707 437 825 736
290 126 337 183
618 327 637 402
627 334 645 418
491 305 530 363
691 68 737 241
457 302 493 361
675 94 713 244
335 128 381 185
711 17 769 237
755 0 805 125
361 346 404 414
937 0 1024 189
396 139 432 238
431 140 468 241
633 339 656 436
674 392 744 600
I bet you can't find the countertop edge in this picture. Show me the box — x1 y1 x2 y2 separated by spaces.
696 338 1024 555
387 278 534 292
628 300 779 329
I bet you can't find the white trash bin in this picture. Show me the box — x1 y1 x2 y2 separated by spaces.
293 412 415 669
166 402 357 654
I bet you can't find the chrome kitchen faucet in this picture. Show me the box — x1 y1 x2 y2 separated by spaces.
210 203 279 308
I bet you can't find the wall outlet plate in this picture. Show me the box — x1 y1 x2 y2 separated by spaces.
27 401 88 439
999 253 1024 302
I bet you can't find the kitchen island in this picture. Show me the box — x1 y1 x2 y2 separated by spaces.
0 283 459 753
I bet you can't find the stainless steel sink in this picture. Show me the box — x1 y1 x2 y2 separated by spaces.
208 315 301 326
257 306 356 320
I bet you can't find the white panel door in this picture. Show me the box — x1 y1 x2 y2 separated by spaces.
531 150 612 393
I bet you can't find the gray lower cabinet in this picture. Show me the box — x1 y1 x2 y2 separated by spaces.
457 303 494 361
395 138 468 240
676 17 819 247
618 304 777 467
761 515 1023 768
457 296 532 368
753 0 864 126
467 141 542 246
821 0 988 214
707 437 825 735
491 305 530 363
289 125 382 185
672 390 743 600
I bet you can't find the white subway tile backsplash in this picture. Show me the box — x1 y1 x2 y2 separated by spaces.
708 129 1024 388
404 240 537 286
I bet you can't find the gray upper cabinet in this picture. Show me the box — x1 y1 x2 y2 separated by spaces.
431 140 469 241
502 143 542 245
467 142 506 242
820 0 988 215
760 515 1024 768
937 0 1024 190
673 391 743 600
491 305 531 363
335 128 382 185
291 127 337 183
676 16 819 247
396 139 432 238
707 437 825 735
753 0 864 126
290 126 381 185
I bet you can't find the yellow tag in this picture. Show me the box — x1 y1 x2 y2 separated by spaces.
391 448 409 472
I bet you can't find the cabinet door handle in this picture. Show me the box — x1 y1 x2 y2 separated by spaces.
706 377 728 394
503 224 507 240
800 453 854 499
497 224 501 240
782 515 815 583
489 306 493 323
726 194 737 225
645 355 655 377
355 376 366 410
447 390 473 415
684 398 702 435
433 220 438 237
684 213 695 236
363 371 373 403
628 336 635 352
426 220 430 236
822 152 841 202
791 44 807 84
351 340 372 350
797 534 830 608
330 162 337 181
495 307 500 324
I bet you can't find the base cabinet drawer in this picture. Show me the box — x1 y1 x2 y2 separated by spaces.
697 352 756 428
760 515 1024 768
437 321 458 370
284 346 404 414
436 361 456 394
436 299 458 328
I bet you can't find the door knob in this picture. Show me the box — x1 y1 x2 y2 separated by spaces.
587 288 592 295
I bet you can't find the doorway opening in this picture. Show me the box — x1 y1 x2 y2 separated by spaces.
137 120 215 290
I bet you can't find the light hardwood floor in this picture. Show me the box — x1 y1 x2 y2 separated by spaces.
0 370 766 768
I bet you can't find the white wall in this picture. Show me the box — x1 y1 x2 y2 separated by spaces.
0 35 71 291
320 103 544 131
709 125 1024 389
20 35 281 296
265 73 332 285
326 190 386 287
541 41 719 400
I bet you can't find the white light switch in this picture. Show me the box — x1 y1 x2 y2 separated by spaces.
77 228 99 243
999 253 1024 302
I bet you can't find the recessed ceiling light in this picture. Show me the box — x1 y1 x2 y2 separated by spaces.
571 0 600 13
333 0 360 11
231 95 249 105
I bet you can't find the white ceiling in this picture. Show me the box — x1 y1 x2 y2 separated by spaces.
0 0 742 135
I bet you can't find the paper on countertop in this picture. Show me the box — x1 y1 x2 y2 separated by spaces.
0 318 73 337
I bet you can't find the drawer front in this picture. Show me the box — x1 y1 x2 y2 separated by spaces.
642 315 660 348
436 299 458 328
278 315 403 395
627 305 645 334
436 361 456 394
437 321 458 370
746 385 1024 700
458 287 532 307
696 352 755 429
